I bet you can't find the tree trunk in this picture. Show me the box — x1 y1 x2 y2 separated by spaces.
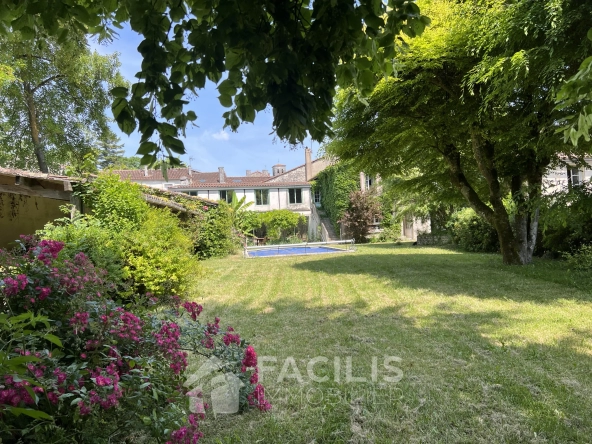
23 82 48 173
441 142 523 265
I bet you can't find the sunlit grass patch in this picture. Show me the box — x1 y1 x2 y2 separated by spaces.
191 244 592 443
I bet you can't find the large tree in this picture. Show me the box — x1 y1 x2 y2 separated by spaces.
0 0 429 167
0 33 125 173
327 0 592 265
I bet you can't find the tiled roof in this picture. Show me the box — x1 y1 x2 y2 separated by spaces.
0 166 75 183
171 181 310 189
112 168 199 181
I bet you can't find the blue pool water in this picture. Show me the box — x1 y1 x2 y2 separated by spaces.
246 246 349 257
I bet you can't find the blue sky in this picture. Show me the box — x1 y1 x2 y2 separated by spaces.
91 27 320 176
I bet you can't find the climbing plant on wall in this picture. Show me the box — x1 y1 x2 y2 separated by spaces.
314 161 360 230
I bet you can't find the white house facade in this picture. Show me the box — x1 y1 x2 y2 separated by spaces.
113 149 331 218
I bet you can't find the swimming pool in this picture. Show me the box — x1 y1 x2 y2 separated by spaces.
244 240 355 258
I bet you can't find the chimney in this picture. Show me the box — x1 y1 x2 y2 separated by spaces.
144 166 148 177
246 170 251 176
272 164 286 176
218 167 226 183
188 166 192 177
262 169 269 176
305 147 312 181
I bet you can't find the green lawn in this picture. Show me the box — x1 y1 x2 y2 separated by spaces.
190 244 592 444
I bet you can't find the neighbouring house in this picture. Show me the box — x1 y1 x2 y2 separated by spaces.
543 156 592 193
358 171 430 241
113 148 332 218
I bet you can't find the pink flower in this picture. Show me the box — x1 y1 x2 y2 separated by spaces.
182 301 203 321
69 311 90 334
242 345 257 368
222 333 241 346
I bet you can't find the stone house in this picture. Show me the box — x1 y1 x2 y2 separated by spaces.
113 149 331 218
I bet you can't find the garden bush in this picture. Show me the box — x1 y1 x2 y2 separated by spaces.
259 210 306 242
43 174 202 296
38 214 127 287
540 185 592 255
123 207 199 296
81 173 148 231
564 244 592 270
340 190 381 243
186 202 236 259
447 208 500 253
0 236 270 443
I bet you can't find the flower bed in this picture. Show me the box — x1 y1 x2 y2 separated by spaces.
0 236 269 443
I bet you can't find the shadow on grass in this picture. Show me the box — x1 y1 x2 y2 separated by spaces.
197 295 592 444
290 248 592 304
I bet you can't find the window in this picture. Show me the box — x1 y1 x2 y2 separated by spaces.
189 191 197 196
314 189 321 204
219 190 234 203
289 188 302 204
569 168 582 187
255 189 269 205
365 175 374 189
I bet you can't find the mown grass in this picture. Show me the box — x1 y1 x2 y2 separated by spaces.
190 244 592 444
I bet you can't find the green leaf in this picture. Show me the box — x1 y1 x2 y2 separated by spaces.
43 334 63 348
7 407 52 420
137 141 158 155
111 86 129 98
218 94 233 108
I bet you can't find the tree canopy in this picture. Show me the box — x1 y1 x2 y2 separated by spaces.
0 0 429 168
0 33 125 172
327 0 592 265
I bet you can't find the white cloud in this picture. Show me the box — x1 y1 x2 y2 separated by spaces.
211 130 230 141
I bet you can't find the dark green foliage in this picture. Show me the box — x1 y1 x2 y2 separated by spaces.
96 132 125 170
83 173 148 231
564 244 592 270
39 214 127 286
259 210 306 242
447 208 499 253
340 190 381 243
187 202 236 259
42 173 200 297
540 185 592 254
0 0 429 164
0 33 126 173
314 162 360 230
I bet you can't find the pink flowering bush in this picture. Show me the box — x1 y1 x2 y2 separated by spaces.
0 236 269 443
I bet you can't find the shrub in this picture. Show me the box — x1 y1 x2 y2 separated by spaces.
564 244 592 270
259 210 305 242
123 207 199 296
186 202 236 259
43 175 202 296
540 185 592 255
340 190 381 243
374 225 401 243
82 173 148 231
447 208 499 253
0 236 270 443
38 214 127 287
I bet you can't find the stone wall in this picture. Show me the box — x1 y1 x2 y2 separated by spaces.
0 193 65 248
